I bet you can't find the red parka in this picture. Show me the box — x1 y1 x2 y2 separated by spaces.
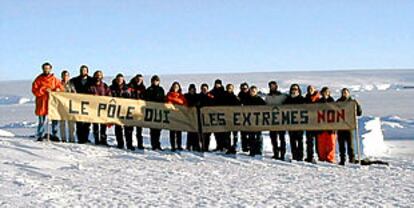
166 92 187 106
32 73 63 116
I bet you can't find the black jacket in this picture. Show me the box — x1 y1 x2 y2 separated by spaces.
238 91 250 105
128 79 146 100
184 93 199 107
284 95 305 105
145 85 165 102
337 96 362 116
244 95 266 106
110 80 131 98
210 87 226 106
70 75 94 94
318 96 335 103
222 91 241 106
198 92 214 107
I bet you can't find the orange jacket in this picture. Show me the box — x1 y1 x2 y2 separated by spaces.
166 92 187 106
32 73 63 116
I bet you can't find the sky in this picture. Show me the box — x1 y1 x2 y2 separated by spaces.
0 0 413 81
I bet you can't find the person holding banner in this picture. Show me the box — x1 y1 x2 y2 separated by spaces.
223 83 241 154
317 87 336 163
284 84 306 161
166 82 188 151
145 75 165 151
59 70 76 143
198 83 214 152
110 73 134 150
237 82 250 152
128 74 146 150
32 62 63 141
244 85 266 156
265 81 288 160
210 79 229 152
337 88 362 165
184 84 201 152
70 65 94 144
304 85 320 163
89 70 111 146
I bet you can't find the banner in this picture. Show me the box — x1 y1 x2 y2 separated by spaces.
48 92 199 132
200 102 357 132
48 92 357 133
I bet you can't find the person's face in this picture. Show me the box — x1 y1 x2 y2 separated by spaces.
270 83 278 91
116 76 124 85
322 90 330 98
189 88 196 94
173 84 180 92
94 72 103 81
137 77 144 84
250 88 257 96
201 86 208 94
342 90 350 98
215 83 222 89
291 86 300 96
62 72 70 82
152 80 160 86
42 65 52 75
81 67 88 76
308 86 315 94
226 85 234 93
241 85 249 93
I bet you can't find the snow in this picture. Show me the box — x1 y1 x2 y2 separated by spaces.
0 136 413 207
0 69 413 206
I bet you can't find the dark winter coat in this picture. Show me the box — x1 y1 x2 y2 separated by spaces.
128 79 146 100
110 80 131 98
210 87 226 106
198 92 215 107
222 91 241 106
284 95 306 105
337 96 362 116
89 82 111 96
184 93 199 107
238 91 250 105
145 85 165 103
244 95 266 106
305 91 320 104
318 96 335 103
70 75 94 94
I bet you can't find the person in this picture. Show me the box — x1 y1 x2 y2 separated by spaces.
237 82 250 152
209 79 228 152
304 85 320 163
244 86 266 156
145 75 165 151
223 84 241 154
32 62 63 141
59 70 76 143
336 88 362 165
284 84 305 161
198 83 214 152
317 87 336 163
89 70 111 146
166 81 188 151
70 65 94 144
110 73 134 150
184 84 201 151
265 81 288 160
128 74 146 150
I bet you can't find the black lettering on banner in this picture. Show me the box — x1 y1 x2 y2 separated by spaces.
69 100 79 114
300 110 309 124
126 106 134 120
234 112 241 126
218 113 226 126
282 111 290 125
209 113 217 126
272 111 280 125
108 104 116 118
291 110 298 124
81 101 89 115
253 112 261 125
97 103 106 117
144 108 153 121
163 110 170 124
262 112 270 126
116 105 125 120
243 112 252 126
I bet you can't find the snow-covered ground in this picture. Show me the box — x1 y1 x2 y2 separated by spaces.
0 69 413 207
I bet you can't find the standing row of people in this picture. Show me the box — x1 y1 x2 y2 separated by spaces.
32 63 362 165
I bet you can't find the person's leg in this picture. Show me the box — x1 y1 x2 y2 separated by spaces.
170 130 176 151
51 120 59 139
36 116 46 140
68 121 75 142
84 123 91 143
279 132 286 160
177 131 182 150
240 131 249 152
60 120 67 142
93 123 100 145
155 129 162 150
202 133 211 152
115 125 124 149
270 131 278 158
248 132 256 156
305 131 314 162
100 124 108 145
256 132 263 155
338 131 346 165
347 130 355 163
289 132 297 160
136 126 144 149
232 131 238 149
125 126 134 150
298 133 304 161
75 122 83 143
150 128 156 150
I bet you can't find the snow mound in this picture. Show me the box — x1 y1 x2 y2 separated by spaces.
358 116 388 157
0 129 15 137
0 96 34 105
0 121 37 129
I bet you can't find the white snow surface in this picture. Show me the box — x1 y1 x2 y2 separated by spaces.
0 136 413 207
0 70 413 207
